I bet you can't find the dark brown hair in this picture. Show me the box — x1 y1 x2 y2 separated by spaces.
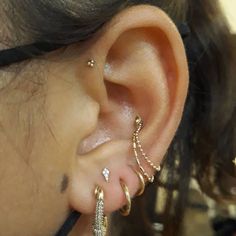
1 0 235 235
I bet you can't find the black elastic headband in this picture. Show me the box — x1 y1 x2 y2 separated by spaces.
0 23 192 68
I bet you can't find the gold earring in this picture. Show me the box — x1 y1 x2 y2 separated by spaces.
132 115 161 183
102 168 110 183
93 186 107 236
119 180 131 216
133 169 145 196
87 59 96 68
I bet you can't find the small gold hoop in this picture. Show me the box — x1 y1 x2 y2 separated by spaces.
119 180 131 216
95 185 104 200
133 169 145 196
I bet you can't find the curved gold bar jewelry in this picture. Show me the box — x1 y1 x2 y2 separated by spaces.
133 169 145 196
119 180 131 216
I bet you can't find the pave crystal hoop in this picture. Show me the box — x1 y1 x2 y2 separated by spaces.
119 180 131 216
93 186 107 236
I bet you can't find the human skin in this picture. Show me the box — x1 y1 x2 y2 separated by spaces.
0 5 188 236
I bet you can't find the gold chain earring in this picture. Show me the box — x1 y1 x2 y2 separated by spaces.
93 186 107 236
132 115 161 183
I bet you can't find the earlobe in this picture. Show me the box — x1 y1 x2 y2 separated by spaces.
68 5 188 215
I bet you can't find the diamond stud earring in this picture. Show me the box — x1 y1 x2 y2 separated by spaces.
102 168 110 183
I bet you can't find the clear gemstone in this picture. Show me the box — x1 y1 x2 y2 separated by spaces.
102 168 110 182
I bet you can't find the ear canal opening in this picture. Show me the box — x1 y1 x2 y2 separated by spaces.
104 80 134 107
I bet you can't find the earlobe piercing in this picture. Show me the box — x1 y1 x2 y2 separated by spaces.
87 59 96 68
102 168 110 183
119 180 131 216
93 186 107 236
133 169 145 196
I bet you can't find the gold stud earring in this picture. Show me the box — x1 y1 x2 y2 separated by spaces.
119 180 131 216
102 168 110 183
87 59 96 68
93 186 107 236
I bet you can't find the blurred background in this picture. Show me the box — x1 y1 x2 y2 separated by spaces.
220 0 236 33
151 1 236 235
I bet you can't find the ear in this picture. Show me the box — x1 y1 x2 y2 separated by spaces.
68 5 189 214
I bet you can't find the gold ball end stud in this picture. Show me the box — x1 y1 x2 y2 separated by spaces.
87 59 95 68
135 115 143 128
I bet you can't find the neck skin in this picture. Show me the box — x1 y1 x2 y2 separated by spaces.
68 215 93 236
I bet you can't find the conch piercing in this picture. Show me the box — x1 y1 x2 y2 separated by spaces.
93 186 107 236
87 59 96 68
132 115 161 183
119 180 131 216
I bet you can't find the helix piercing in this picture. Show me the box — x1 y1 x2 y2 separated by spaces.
87 59 96 68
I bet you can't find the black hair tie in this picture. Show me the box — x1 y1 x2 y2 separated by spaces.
55 210 81 236
0 23 192 68
0 42 64 67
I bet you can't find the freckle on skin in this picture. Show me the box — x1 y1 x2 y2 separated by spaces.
60 174 69 193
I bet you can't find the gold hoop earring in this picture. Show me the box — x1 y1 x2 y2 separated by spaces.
133 169 145 196
119 180 131 216
93 186 107 236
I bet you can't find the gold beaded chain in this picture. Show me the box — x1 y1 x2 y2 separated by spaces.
132 115 161 183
